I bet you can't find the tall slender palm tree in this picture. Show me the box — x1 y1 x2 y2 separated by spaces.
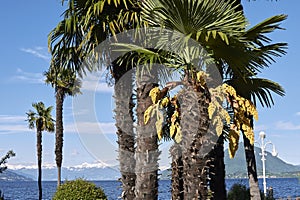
111 57 136 199
26 102 54 200
223 13 286 199
78 0 146 194
220 2 286 197
227 74 285 199
44 65 81 187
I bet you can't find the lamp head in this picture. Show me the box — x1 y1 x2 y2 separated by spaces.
272 146 278 157
259 131 266 139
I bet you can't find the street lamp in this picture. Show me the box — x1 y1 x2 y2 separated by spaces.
256 131 278 196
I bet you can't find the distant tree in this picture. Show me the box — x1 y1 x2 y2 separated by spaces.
0 150 15 200
0 150 15 173
26 102 55 200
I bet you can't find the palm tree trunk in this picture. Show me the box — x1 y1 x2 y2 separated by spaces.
114 68 136 200
243 133 261 200
135 75 159 200
209 135 227 200
55 87 64 187
179 87 211 199
170 144 184 200
36 127 42 200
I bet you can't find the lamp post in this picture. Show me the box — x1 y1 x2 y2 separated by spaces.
257 131 278 196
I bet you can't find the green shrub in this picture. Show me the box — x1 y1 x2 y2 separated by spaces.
227 184 250 200
52 179 107 200
227 183 274 200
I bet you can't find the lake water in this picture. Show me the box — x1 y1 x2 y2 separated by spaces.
0 178 299 199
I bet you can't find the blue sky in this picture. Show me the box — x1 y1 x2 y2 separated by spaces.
0 0 300 170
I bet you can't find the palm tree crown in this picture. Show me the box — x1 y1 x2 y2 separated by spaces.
26 102 55 132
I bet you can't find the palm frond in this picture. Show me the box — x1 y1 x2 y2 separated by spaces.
45 65 81 96
26 111 36 129
243 14 287 46
112 43 176 84
226 77 285 108
27 102 55 132
142 0 246 36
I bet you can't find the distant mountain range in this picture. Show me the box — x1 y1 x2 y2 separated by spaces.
0 170 33 181
1 144 299 181
0 163 120 181
159 144 300 179
225 144 300 178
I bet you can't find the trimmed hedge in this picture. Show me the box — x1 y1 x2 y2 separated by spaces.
52 179 107 200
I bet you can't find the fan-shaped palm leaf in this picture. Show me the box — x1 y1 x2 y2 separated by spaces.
226 75 285 108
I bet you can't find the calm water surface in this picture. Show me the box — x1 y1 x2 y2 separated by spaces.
0 178 299 199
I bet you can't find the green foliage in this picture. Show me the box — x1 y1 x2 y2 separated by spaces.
26 102 55 132
0 150 15 173
44 66 81 97
227 183 275 200
0 151 15 200
52 179 107 200
227 184 250 200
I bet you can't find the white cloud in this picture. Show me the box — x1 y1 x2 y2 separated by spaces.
82 81 113 93
0 115 30 134
20 47 50 61
253 124 268 132
7 162 56 170
296 112 300 116
72 108 90 117
0 115 25 122
64 121 116 134
12 68 44 84
7 161 110 170
80 71 113 93
275 121 300 130
71 149 80 156
0 125 31 135
69 161 110 169
0 114 116 135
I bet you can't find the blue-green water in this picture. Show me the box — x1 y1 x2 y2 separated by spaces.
0 178 299 199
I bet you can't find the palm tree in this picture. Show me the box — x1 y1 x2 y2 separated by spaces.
183 8 286 199
125 1 287 199
111 57 136 199
49 1 145 198
26 102 54 200
47 0 88 76
44 65 81 187
50 0 287 199
223 13 286 199
227 75 285 199
220 3 286 198
138 0 247 198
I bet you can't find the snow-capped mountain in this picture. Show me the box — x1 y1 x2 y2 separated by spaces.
6 162 120 181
